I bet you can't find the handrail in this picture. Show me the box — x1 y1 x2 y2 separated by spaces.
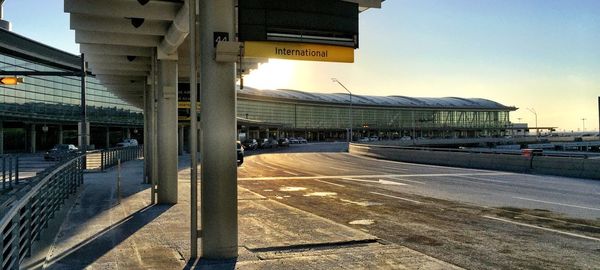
0 154 84 269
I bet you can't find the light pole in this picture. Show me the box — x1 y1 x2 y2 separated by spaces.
332 78 352 142
527 108 538 138
581 118 586 132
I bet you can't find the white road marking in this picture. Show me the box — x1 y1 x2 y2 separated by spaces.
238 172 512 181
483 215 600 242
283 170 300 176
378 179 408 186
341 178 407 186
512 197 600 211
387 177 425 185
370 192 423 204
315 180 346 187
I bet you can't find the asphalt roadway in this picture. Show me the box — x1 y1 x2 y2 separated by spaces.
239 142 600 269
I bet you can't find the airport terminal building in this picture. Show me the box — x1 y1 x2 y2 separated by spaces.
237 87 516 141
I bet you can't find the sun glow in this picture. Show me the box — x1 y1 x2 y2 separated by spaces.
241 59 296 90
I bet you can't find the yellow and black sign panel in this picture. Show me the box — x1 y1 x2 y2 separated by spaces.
244 41 354 63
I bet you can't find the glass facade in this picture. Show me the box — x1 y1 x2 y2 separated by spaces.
238 98 511 137
0 53 143 125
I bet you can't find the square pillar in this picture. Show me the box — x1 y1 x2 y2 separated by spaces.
58 125 64 144
200 0 238 259
30 124 36 153
156 59 178 204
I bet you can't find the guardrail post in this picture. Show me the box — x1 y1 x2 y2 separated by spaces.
11 214 21 268
8 156 13 188
15 156 19 185
2 156 6 189
24 201 32 258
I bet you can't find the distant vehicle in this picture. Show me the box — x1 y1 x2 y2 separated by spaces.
358 137 370 142
259 138 278 149
400 136 412 141
369 136 379 141
237 141 244 166
278 138 290 147
44 144 79 161
297 137 308 144
116 138 138 147
242 139 258 150
289 137 299 144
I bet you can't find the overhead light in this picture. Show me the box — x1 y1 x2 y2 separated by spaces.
126 55 137 62
129 17 145 28
0 77 24 85
137 0 150 5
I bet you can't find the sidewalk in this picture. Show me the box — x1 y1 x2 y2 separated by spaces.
32 156 461 269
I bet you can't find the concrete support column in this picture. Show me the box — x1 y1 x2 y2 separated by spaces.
0 121 3 155
58 125 64 144
126 128 131 139
156 59 178 204
143 88 151 184
78 122 90 149
200 0 237 259
30 124 36 153
178 126 184 155
105 127 110 148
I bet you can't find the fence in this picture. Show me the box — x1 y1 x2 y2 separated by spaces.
0 154 84 270
0 145 143 269
1 156 19 191
85 145 144 172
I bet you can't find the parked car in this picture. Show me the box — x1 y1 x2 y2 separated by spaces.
289 137 299 144
297 137 308 144
242 139 258 150
400 136 412 141
259 138 278 149
278 138 290 147
116 138 138 147
358 137 369 142
369 136 379 141
237 141 244 166
44 144 79 161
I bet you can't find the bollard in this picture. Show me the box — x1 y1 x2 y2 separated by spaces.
117 159 121 204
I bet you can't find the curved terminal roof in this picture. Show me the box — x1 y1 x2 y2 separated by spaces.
238 87 516 110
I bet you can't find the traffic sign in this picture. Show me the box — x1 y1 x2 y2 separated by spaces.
244 41 354 63
0 77 24 85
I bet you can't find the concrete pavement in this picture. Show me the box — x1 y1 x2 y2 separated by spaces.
28 156 461 269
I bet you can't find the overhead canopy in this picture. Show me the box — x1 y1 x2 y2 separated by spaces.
65 0 384 108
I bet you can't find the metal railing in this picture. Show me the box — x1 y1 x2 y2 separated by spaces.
0 154 84 270
85 145 143 172
1 155 19 191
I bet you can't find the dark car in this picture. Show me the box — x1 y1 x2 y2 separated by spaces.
242 139 258 150
278 138 290 147
259 138 278 149
237 141 244 166
44 144 79 161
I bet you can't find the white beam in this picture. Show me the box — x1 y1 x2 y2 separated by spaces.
343 0 382 8
88 61 150 70
70 14 170 36
80 44 152 57
65 0 181 21
76 31 160 47
85 54 150 65
95 75 147 84
90 69 149 76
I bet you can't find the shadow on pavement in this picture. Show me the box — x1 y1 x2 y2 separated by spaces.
45 204 171 269
184 258 237 270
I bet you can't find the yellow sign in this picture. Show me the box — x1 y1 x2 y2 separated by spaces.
178 101 201 109
244 41 354 63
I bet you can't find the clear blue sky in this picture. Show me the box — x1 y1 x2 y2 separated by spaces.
4 0 600 131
